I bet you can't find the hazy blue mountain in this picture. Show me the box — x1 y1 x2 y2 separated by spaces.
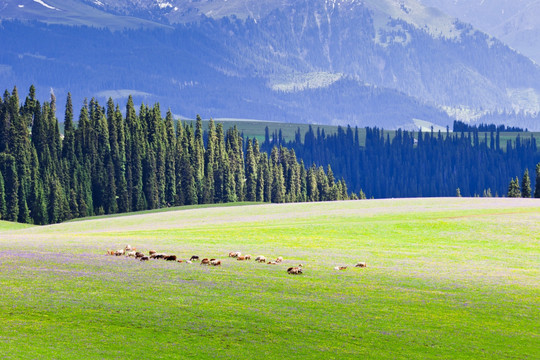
1 0 539 129
420 0 540 65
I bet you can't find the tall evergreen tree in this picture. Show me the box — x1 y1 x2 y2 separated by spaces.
193 115 205 203
0 171 6 219
0 153 19 222
203 118 216 203
521 169 531 198
245 139 257 202
213 123 226 203
113 105 129 213
271 163 285 203
507 177 521 198
164 109 176 206
535 163 540 198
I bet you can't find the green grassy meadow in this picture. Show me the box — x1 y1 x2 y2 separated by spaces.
0 198 538 359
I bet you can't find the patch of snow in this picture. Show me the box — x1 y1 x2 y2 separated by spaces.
364 0 462 41
441 106 489 122
413 118 447 132
507 88 540 114
157 1 173 9
18 4 24 8
269 72 344 92
33 0 58 10
94 0 103 6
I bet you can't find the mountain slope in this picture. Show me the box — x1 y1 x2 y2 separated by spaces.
419 0 540 64
0 0 169 29
1 0 539 129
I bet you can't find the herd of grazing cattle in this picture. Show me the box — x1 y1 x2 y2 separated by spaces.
106 245 367 274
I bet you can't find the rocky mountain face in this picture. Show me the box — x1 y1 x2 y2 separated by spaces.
420 0 540 65
0 0 539 129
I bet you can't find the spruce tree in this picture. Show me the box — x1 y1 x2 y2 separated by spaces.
245 139 257 201
521 169 531 198
32 180 48 225
213 123 226 203
0 153 19 221
0 171 6 219
271 163 285 203
223 149 237 203
143 147 158 209
203 119 216 204
114 105 129 212
316 166 329 201
507 178 521 198
164 110 176 206
193 115 205 203
263 155 272 203
307 166 319 202
535 163 540 198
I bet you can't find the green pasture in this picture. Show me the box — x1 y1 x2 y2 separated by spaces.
0 198 538 359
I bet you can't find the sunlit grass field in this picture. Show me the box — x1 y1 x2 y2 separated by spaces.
0 198 538 359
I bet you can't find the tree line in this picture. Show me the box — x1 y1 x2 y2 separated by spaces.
262 125 540 198
0 86 348 225
453 120 526 133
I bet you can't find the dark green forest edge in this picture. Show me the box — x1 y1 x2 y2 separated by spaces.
1 86 540 225
0 86 350 225
262 126 540 199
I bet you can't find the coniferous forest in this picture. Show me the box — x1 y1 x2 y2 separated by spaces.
262 126 540 198
0 86 348 225
1 86 539 225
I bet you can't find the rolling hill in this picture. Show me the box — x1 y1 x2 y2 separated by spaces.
0 198 538 358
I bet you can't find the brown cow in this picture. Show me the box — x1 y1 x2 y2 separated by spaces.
354 262 367 268
189 255 199 261
149 250 157 256
164 255 177 261
135 251 145 258
244 255 252 260
210 260 221 266
255 256 266 263
334 266 347 271
140 256 149 261
201 258 210 265
275 256 283 263
287 267 303 275
237 256 246 261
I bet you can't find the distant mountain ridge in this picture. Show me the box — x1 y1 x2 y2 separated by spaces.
1 0 539 129
419 0 540 65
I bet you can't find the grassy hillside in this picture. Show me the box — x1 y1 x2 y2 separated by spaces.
0 199 538 359
0 220 35 231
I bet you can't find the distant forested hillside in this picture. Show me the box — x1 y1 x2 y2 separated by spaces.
262 126 540 198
